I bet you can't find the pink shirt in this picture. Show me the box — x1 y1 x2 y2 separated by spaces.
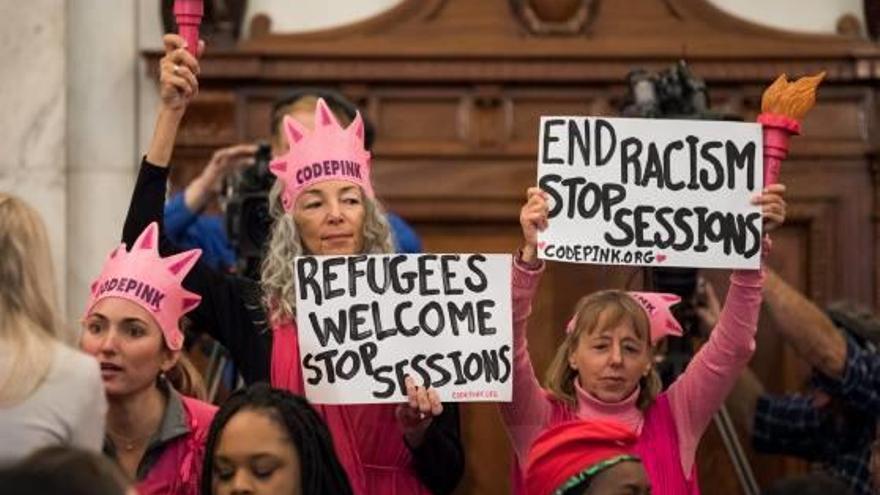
501 259 763 494
272 321 430 495
135 395 217 495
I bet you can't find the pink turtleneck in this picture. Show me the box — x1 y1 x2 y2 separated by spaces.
500 256 764 486
575 381 644 434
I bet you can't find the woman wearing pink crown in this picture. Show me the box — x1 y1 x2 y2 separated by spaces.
502 183 786 494
120 34 463 495
80 222 217 495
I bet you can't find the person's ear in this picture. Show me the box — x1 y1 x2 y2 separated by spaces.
160 348 181 374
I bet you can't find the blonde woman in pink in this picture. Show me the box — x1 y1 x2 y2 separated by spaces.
502 184 786 494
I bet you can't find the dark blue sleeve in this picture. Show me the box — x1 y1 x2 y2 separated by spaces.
164 191 199 242
752 394 830 460
387 212 423 254
814 337 880 415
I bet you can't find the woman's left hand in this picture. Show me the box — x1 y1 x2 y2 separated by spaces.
395 375 443 447
753 183 787 232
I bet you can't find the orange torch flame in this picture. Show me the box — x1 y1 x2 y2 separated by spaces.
760 72 826 121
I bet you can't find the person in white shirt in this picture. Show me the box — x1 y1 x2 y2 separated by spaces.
0 193 107 464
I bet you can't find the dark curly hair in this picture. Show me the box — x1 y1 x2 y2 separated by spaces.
200 383 353 495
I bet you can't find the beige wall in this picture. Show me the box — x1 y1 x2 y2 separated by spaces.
242 0 866 34
708 0 865 34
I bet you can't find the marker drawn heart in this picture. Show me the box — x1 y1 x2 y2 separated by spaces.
655 253 667 263
537 242 546 250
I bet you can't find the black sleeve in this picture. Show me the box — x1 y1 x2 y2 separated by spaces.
408 403 465 495
123 159 271 384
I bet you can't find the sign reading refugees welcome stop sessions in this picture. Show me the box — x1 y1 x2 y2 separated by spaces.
295 254 513 404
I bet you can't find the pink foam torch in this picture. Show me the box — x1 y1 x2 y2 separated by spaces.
757 72 825 185
174 0 204 57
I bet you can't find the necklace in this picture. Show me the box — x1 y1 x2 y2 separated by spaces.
107 428 152 452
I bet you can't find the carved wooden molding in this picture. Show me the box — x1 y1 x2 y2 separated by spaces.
509 0 598 35
234 0 879 59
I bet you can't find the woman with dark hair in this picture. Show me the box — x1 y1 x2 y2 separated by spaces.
201 384 353 495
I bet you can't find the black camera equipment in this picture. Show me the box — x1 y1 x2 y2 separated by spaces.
225 142 274 280
622 62 760 495
651 267 700 385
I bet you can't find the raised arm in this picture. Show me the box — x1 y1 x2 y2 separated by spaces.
763 268 847 378
145 35 202 167
123 34 201 244
499 187 553 464
667 184 787 476
123 35 268 382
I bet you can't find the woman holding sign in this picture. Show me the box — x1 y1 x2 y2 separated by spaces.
119 34 463 495
503 183 786 494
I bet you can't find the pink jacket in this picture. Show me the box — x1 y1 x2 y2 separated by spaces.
501 259 763 494
135 396 217 495
271 320 430 495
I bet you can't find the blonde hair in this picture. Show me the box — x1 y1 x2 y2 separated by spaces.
260 179 394 324
544 290 662 411
0 193 66 405
165 353 207 400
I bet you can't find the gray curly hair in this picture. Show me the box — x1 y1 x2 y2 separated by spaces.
260 179 394 324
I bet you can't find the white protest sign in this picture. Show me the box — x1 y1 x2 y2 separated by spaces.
294 254 513 404
536 116 764 269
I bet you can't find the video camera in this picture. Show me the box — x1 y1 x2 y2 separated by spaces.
224 142 274 280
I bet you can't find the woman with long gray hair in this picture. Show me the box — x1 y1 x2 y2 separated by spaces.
120 33 463 495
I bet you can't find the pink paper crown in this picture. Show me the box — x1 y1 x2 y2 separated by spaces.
269 98 374 212
565 291 683 344
84 223 202 351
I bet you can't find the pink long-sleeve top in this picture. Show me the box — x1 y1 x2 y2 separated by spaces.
501 259 764 494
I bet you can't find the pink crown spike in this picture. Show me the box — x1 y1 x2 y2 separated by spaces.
350 112 365 141
83 222 202 351
627 292 683 344
285 115 307 144
136 222 158 250
269 98 374 213
562 292 682 344
165 249 200 278
317 98 338 127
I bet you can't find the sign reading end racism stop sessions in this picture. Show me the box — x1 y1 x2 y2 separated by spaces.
294 254 513 404
537 116 764 269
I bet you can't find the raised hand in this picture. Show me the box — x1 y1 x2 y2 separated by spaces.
395 375 443 448
184 144 259 212
752 183 787 232
159 34 205 112
519 186 549 264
